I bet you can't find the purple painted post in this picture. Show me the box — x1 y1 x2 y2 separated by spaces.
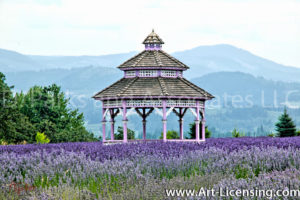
143 119 146 140
122 100 128 143
102 121 106 142
110 120 115 141
102 107 106 142
195 101 200 141
201 102 206 141
158 70 161 77
179 118 184 140
162 99 167 142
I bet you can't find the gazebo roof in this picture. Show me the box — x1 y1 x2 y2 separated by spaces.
142 29 164 44
117 50 189 70
93 77 214 99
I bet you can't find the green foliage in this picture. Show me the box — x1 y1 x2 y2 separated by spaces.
267 133 276 137
35 132 50 144
114 126 135 140
275 108 297 137
0 72 35 143
159 130 179 139
297 130 300 136
187 122 211 139
0 72 96 143
231 128 245 138
15 84 97 143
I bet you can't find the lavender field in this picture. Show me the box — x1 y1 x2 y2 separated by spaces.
2 137 300 199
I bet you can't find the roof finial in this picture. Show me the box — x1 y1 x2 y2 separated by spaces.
143 29 164 50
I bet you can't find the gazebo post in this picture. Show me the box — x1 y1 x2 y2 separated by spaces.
162 99 167 142
195 101 200 141
142 108 146 140
110 120 115 141
173 108 187 141
109 109 115 141
179 118 184 140
179 108 184 140
201 102 206 141
102 107 106 142
122 100 128 143
135 108 154 140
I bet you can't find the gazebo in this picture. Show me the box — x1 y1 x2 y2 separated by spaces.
93 30 214 143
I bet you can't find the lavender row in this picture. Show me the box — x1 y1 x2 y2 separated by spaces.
2 137 300 162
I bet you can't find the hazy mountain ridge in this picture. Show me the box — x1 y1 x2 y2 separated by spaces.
172 44 300 82
1 44 300 82
4 67 300 136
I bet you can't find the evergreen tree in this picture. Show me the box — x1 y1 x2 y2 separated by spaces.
187 122 211 139
275 108 296 137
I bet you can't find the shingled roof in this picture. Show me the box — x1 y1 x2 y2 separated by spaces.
143 29 164 44
93 77 214 99
117 50 189 70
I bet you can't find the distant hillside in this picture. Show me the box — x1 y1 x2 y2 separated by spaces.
5 66 122 94
6 68 300 107
4 68 300 136
192 71 300 108
173 44 300 82
1 44 300 82
28 52 137 69
0 49 41 72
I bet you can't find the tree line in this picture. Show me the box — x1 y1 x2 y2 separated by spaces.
0 72 97 144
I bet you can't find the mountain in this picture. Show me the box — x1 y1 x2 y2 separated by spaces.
1 44 300 82
172 44 300 82
5 66 122 94
191 71 300 108
0 49 42 72
28 52 137 69
0 48 136 72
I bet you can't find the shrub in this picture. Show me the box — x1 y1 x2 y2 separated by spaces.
232 128 245 138
159 130 179 139
267 133 275 137
35 132 50 144
0 139 8 145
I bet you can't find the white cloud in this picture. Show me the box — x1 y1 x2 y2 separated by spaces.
0 0 299 67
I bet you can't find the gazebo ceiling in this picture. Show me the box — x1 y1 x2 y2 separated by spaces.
93 77 214 99
117 50 189 70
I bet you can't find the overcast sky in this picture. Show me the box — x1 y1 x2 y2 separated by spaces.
0 0 299 67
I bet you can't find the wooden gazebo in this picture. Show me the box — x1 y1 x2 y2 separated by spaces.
93 30 214 143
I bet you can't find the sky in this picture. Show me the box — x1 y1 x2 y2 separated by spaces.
0 0 299 67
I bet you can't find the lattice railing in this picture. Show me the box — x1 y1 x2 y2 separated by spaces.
127 99 162 107
103 100 123 107
139 70 158 77
167 100 197 107
161 70 177 77
125 70 136 77
104 99 204 108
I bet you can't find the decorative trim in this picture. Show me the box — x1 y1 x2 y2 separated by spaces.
189 108 197 117
166 107 174 117
154 107 163 117
98 96 209 101
120 67 188 71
